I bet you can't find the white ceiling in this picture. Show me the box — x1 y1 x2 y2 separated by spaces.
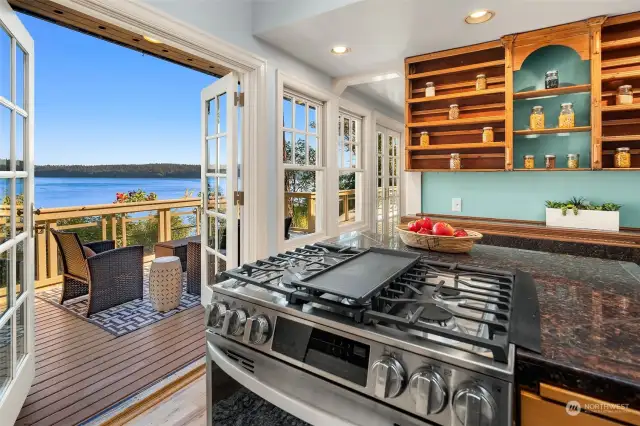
254 0 640 114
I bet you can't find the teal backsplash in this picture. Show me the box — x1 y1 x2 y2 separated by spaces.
421 172 640 228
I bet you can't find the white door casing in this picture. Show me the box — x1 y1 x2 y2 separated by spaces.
375 125 401 236
201 72 240 293
0 1 35 423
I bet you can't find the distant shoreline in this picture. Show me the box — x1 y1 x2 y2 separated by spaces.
35 163 200 179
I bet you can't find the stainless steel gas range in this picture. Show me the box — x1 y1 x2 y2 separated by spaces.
204 242 540 426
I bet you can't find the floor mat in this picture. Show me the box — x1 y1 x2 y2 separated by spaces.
212 388 310 426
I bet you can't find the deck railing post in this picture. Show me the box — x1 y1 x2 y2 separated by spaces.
47 220 60 281
101 216 107 240
158 209 166 242
111 215 117 243
121 216 127 247
36 220 46 283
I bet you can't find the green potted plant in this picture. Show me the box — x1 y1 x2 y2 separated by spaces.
544 197 621 231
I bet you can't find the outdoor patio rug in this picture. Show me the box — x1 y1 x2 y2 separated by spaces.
212 388 310 426
36 266 201 336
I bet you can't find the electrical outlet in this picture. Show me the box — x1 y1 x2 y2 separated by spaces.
452 198 462 212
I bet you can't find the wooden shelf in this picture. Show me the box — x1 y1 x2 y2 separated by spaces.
602 88 640 97
412 153 504 160
602 69 640 81
409 115 505 128
602 55 640 69
602 168 640 171
407 142 505 151
602 36 640 50
408 60 505 80
514 168 590 171
407 168 505 172
602 118 640 126
408 88 505 104
514 126 591 136
602 103 640 112
513 84 590 100
601 135 640 142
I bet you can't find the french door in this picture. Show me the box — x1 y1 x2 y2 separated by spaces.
201 72 241 294
375 125 401 236
0 1 34 423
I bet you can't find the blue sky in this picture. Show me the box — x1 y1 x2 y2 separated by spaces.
18 12 216 165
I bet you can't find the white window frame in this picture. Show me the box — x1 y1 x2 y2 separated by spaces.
277 71 337 251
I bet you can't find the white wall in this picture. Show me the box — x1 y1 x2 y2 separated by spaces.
139 0 403 253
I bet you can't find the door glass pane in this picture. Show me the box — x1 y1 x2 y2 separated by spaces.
16 115 24 171
16 178 24 236
377 132 382 154
308 106 317 133
216 177 227 214
388 135 394 156
16 44 25 109
217 217 227 254
294 133 306 165
0 318 10 393
0 28 9 101
0 106 9 171
343 117 350 142
283 96 293 128
16 303 25 365
216 256 227 275
284 170 317 238
206 177 216 211
0 249 7 316
218 136 227 174
206 99 216 136
294 100 306 131
218 93 227 134
207 216 216 248
308 136 317 166
377 155 382 176
16 240 23 299
207 139 217 173
283 132 293 164
0 179 10 244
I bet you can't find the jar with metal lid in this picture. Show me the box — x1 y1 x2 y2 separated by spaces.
545 70 559 89
558 103 575 129
482 127 494 143
530 106 545 130
567 153 580 169
524 155 535 169
449 104 460 120
450 153 461 170
420 131 430 147
614 147 631 168
425 82 435 97
545 154 556 169
476 74 487 91
617 85 633 105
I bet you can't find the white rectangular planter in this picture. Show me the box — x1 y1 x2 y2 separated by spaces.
545 208 619 232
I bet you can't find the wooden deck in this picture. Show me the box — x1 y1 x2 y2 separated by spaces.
16 297 205 426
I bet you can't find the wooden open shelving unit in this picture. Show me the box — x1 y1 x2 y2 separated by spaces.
404 11 640 172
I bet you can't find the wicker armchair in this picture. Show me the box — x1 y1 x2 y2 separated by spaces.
50 229 144 317
186 241 201 295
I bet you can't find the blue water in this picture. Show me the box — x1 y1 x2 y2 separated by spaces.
35 177 201 208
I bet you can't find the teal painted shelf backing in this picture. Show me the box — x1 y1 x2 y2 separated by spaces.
514 45 590 92
421 171 640 228
513 132 591 169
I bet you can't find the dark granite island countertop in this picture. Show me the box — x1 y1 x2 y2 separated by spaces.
325 231 640 408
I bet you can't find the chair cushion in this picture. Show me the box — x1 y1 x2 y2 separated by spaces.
82 246 97 258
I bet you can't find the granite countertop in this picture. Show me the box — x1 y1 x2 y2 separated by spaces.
326 231 640 407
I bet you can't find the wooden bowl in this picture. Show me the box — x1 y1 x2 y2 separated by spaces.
396 224 483 254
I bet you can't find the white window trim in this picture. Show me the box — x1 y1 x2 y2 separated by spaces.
277 71 337 251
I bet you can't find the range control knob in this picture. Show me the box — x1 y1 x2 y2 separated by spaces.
243 315 271 345
452 384 497 426
371 356 406 399
409 369 448 416
205 302 228 328
222 309 247 336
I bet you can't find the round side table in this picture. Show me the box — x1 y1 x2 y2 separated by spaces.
149 256 183 312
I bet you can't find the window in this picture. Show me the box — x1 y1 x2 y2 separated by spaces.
282 91 324 240
338 111 363 226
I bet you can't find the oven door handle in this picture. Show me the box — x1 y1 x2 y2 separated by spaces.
207 341 360 426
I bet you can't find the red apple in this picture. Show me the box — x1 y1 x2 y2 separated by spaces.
453 229 469 237
432 222 455 236
407 221 420 232
417 228 432 235
419 217 433 230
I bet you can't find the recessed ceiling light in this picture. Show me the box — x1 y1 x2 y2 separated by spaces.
331 46 351 55
465 10 495 24
143 35 162 44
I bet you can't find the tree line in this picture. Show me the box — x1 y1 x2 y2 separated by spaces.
35 164 200 178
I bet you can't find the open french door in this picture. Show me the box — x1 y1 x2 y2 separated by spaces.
0 1 35 424
374 125 401 236
200 72 241 296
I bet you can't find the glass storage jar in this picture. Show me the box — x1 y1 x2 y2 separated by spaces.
617 85 633 105
545 70 559 89
450 153 461 170
482 127 494 143
476 74 487 91
449 104 460 120
420 131 430 147
567 153 580 169
524 155 535 169
614 147 631 168
545 154 556 169
558 103 575 129
425 82 435 97
530 106 545 130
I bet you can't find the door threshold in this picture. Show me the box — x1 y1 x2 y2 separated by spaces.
80 357 206 426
